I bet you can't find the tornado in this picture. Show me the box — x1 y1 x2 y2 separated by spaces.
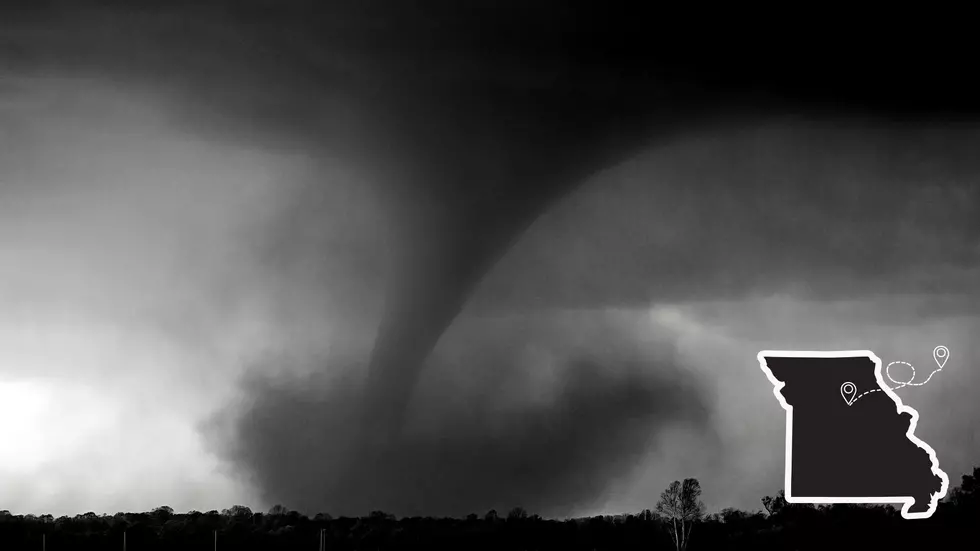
356 91 688 438
8 1 980 516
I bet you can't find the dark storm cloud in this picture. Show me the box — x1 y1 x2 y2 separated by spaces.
7 1 980 518
208 119 980 517
202 314 715 519
218 118 972 522
471 123 980 313
202 146 721 517
8 4 980 434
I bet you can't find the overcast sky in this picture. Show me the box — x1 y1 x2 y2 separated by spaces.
1 73 977 517
2 4 980 520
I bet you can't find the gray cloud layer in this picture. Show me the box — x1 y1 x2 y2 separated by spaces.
2 3 979 519
474 123 980 312
199 120 980 517
202 318 715 518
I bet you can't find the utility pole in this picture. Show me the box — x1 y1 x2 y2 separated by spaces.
123 530 127 551
42 533 45 551
214 529 217 551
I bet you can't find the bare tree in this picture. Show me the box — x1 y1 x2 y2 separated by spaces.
655 478 706 551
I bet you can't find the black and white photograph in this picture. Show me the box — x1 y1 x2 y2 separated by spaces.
1 3 979 550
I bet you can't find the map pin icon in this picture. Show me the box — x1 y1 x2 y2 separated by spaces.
840 381 857 406
933 345 949 369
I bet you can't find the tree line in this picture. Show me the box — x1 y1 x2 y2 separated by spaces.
1 465 976 550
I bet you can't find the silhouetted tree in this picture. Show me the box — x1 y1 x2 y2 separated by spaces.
2 464 980 550
656 478 705 551
221 505 252 518
948 466 978 508
762 489 788 516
